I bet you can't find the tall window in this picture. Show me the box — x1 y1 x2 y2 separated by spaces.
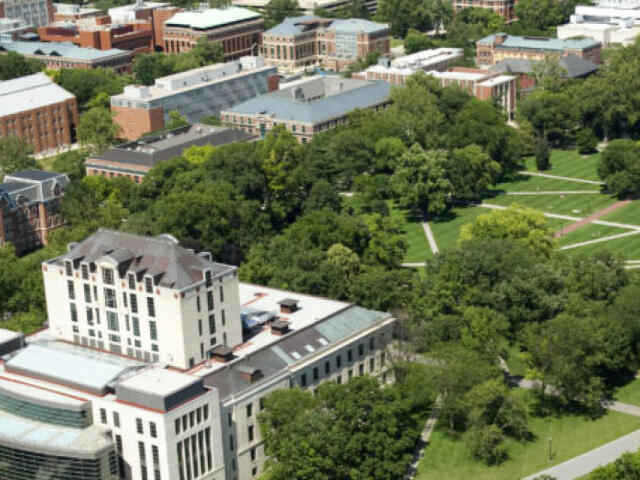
107 312 119 332
208 314 215 334
65 260 72 276
136 418 143 434
145 277 153 293
113 411 120 428
70 303 77 322
147 297 155 318
132 317 140 337
102 267 114 285
128 273 136 290
205 270 212 287
67 280 75 299
150 421 157 438
81 264 89 280
138 441 147 480
207 291 213 311
149 321 157 340
130 293 138 313
84 284 91 303
219 285 224 303
104 288 116 308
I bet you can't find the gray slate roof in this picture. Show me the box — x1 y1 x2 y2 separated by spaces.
0 169 68 209
225 80 391 124
0 40 129 60
492 54 599 78
265 15 388 36
87 124 254 169
52 230 236 290
203 306 389 400
477 33 601 51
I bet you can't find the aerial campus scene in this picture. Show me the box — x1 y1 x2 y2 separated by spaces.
0 0 639 479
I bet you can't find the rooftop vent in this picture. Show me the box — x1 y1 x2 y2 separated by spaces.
277 298 299 314
198 251 212 262
236 363 263 383
210 345 234 363
271 319 290 336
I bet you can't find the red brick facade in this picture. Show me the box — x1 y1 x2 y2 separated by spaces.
452 0 516 21
112 105 164 141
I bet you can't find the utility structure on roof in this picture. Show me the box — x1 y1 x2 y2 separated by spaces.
262 15 390 72
0 169 69 254
221 75 392 143
14 229 397 479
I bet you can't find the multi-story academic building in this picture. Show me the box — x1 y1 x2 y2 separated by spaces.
262 15 390 72
476 33 603 66
0 229 395 479
0 169 69 254
163 7 264 60
0 72 79 153
451 0 516 21
0 41 133 72
0 0 53 26
111 57 278 139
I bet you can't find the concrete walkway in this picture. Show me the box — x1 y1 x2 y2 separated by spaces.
422 222 439 255
505 190 601 195
519 171 605 186
523 430 640 480
553 200 632 238
561 230 640 250
402 262 428 267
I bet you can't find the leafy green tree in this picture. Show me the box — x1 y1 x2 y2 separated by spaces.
404 29 434 54
446 144 500 203
189 36 224 65
0 136 36 175
516 90 574 145
446 7 504 45
460 306 509 362
514 0 564 32
55 67 133 109
133 52 175 86
166 110 190 130
576 128 598 154
377 0 449 38
51 149 88 181
77 107 121 152
531 55 567 92
389 144 452 218
535 136 551 171
597 139 640 197
264 0 299 29
0 51 44 80
199 115 221 126
460 204 555 255
465 424 506 465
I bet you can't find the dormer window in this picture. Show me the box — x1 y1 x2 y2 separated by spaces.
81 263 89 280
102 267 114 285
145 276 153 293
65 260 73 277
128 273 136 290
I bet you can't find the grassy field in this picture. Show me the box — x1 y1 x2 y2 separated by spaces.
557 223 630 247
492 174 601 193
429 207 486 252
416 410 640 480
386 201 433 263
600 200 640 226
616 379 640 406
523 150 601 182
485 192 617 217
562 232 640 260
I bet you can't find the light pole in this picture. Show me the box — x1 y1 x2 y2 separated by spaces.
548 437 553 462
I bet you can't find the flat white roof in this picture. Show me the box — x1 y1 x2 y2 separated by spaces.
165 7 260 29
479 74 515 86
117 367 199 395
0 378 86 408
0 73 74 118
0 328 21 344
193 282 351 376
393 47 464 68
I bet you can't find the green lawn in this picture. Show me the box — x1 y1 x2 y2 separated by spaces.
557 223 630 247
561 232 640 260
429 207 486 253
600 200 640 227
492 174 601 193
391 38 404 47
485 192 617 217
417 410 640 480
387 201 433 263
523 150 601 182
616 379 640 407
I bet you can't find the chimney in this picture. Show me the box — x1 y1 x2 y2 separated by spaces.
494 33 507 46
271 320 290 336
236 364 263 383
210 345 234 363
277 298 299 314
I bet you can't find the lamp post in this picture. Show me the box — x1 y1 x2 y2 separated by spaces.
548 437 553 462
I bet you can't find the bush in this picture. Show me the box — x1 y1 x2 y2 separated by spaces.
576 128 598 154
465 424 507 465
535 138 551 171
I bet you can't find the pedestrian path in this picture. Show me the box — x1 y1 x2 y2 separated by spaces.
422 222 439 255
505 190 601 195
523 429 640 480
561 230 640 250
553 199 632 238
402 262 427 267
519 171 605 186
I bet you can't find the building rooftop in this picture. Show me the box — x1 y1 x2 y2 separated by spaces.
477 33 602 50
265 14 387 35
0 72 76 118
1 169 69 206
165 6 261 30
0 40 130 61
492 54 599 78
224 76 391 124
116 367 200 397
392 47 464 69
201 283 391 400
87 124 254 169
0 328 21 344
48 230 236 290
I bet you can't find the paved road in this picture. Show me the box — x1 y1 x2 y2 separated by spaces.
422 222 439 254
523 429 640 480
519 171 605 185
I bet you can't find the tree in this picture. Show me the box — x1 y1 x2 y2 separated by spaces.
376 0 444 38
264 0 299 29
389 144 452 218
77 107 121 152
166 110 190 130
189 36 224 65
404 29 434 54
535 136 551 171
446 7 504 45
576 128 598 154
55 67 133 109
465 424 506 465
514 0 564 33
0 51 44 80
516 90 574 145
446 144 501 203
133 52 174 86
51 150 88 181
596 139 640 197
531 55 567 92
0 136 36 175
199 115 221 126
460 204 556 255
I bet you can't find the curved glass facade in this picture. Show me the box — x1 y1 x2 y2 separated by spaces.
0 445 118 480
0 392 91 428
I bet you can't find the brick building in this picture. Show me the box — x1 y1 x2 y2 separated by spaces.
0 0 53 26
0 41 132 72
221 76 391 143
0 73 78 154
476 33 602 66
163 7 263 60
111 56 278 139
262 15 390 72
0 169 69 254
452 0 516 21
52 3 103 22
85 124 254 182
